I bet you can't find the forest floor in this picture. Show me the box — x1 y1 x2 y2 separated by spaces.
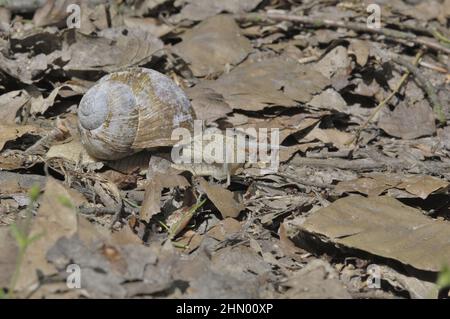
0 0 450 299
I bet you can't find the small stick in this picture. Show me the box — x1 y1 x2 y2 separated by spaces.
297 56 319 64
419 61 448 74
431 28 450 45
346 51 423 145
78 206 118 215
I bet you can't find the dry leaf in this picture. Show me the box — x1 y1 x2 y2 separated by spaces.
0 124 41 151
46 139 98 165
187 86 232 121
336 174 448 199
195 55 329 111
173 230 203 253
16 178 79 291
198 177 244 218
0 171 46 195
0 90 30 124
304 127 354 149
308 88 347 112
173 15 252 77
62 28 163 73
378 100 436 139
141 174 190 221
315 46 351 79
123 17 173 37
279 142 321 162
30 84 85 115
207 217 242 241
377 265 438 299
349 40 370 66
398 175 449 199
173 0 262 21
293 195 450 272
282 259 351 299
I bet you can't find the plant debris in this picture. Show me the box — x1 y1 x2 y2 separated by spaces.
0 0 449 300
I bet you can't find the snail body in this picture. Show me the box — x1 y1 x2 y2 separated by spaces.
78 68 194 160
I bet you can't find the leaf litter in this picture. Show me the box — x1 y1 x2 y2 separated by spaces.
0 0 449 299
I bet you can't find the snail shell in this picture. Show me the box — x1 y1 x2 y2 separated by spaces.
78 68 195 160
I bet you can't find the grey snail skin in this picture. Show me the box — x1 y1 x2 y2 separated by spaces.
77 68 195 160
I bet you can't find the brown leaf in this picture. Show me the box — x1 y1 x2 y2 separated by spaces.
16 178 79 291
403 0 443 21
377 265 438 299
0 171 46 196
236 113 324 143
398 175 449 199
140 174 190 221
199 177 244 218
33 1 110 32
173 230 203 253
46 139 98 164
107 152 152 174
304 126 354 149
0 124 41 151
187 86 232 121
279 142 321 162
315 46 351 79
62 28 163 73
132 0 172 16
123 17 173 37
173 0 262 22
33 0 79 27
173 15 252 77
378 100 436 139
30 83 85 115
0 90 30 124
336 174 448 199
110 225 142 245
0 51 55 84
279 222 306 261
349 40 370 66
282 259 351 299
294 195 450 272
308 88 348 112
195 55 329 111
336 174 402 197
207 217 242 241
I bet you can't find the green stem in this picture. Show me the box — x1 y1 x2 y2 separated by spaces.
6 247 26 299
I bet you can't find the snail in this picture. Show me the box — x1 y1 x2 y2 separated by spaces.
77 68 195 160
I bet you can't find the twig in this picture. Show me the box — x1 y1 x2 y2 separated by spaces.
419 61 448 74
290 156 386 171
346 51 423 145
297 56 319 64
281 174 336 189
290 153 450 175
431 28 450 45
237 12 450 55
78 205 118 215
